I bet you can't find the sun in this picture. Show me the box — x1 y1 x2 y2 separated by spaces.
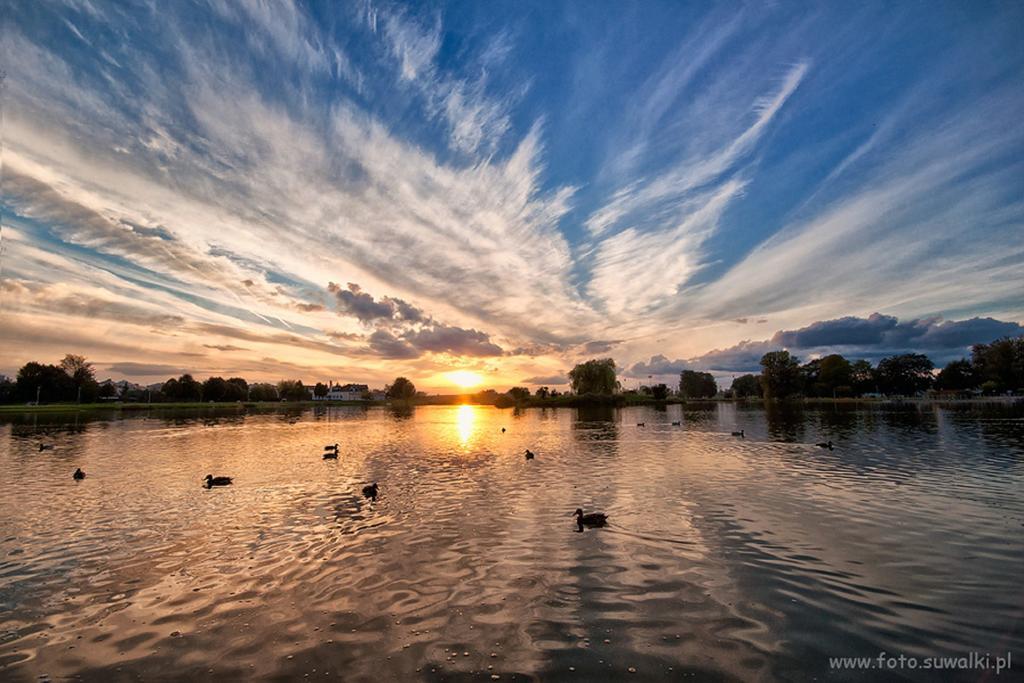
447 370 483 389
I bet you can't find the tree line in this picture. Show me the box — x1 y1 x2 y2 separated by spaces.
0 354 423 405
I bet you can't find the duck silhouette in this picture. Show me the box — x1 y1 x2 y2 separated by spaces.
524 449 535 460
731 430 745 437
323 450 339 460
501 427 506 433
636 422 645 427
573 508 608 529
671 421 681 426
362 482 379 500
204 474 233 488
324 443 339 451
72 468 85 480
816 440 834 450
39 444 54 452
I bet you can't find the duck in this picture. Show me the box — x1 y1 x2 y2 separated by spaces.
671 421 681 426
39 443 54 452
362 482 379 499
324 443 339 451
323 450 339 460
204 474 233 488
73 468 86 480
501 427 506 433
731 430 745 437
636 422 645 427
816 440 833 450
573 508 608 528
524 449 535 460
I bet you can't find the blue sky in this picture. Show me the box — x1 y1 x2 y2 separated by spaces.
2 1 1022 389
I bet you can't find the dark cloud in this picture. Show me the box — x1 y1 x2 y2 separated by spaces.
521 374 568 385
366 330 420 359
203 344 247 352
688 313 1024 372
582 339 622 353
296 302 325 312
328 282 424 324
402 323 503 357
628 354 689 376
734 318 749 324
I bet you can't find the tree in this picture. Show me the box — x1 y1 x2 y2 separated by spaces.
202 376 229 402
225 377 248 401
850 360 876 396
759 351 802 399
568 358 618 395
277 380 308 401
935 359 979 392
875 354 934 396
651 383 669 400
162 374 202 401
679 370 717 398
801 354 852 397
732 374 762 398
249 383 279 401
60 354 99 402
0 376 15 404
314 382 329 398
386 377 416 401
536 386 550 399
16 362 75 403
971 336 1024 393
507 387 531 403
98 382 119 399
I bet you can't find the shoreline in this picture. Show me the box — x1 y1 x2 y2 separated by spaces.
0 395 1018 414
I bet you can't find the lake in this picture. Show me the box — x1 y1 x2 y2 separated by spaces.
1 403 1021 681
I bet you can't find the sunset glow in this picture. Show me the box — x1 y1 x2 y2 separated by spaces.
447 371 484 390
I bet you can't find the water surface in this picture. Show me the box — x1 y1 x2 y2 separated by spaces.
1 403 1022 681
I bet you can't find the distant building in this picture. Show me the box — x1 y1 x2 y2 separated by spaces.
312 383 370 401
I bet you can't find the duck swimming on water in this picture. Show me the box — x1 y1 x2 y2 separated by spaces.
323 450 339 460
731 430 745 437
501 428 506 433
73 468 85 480
816 440 833 450
671 421 681 426
324 443 339 451
362 482 379 499
573 508 608 529
39 443 54 452
204 474 233 488
525 449 535 460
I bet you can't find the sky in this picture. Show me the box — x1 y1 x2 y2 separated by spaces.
2 0 1023 392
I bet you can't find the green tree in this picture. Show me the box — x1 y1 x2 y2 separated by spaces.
386 377 416 401
225 377 248 401
60 354 99 402
679 370 717 398
759 351 802 399
651 383 669 400
801 354 852 397
277 380 308 401
0 376 16 404
935 359 979 392
161 374 202 401
731 374 762 398
568 358 618 395
249 383 279 401
313 382 329 398
535 386 550 399
16 362 75 403
971 336 1024 393
875 353 934 395
202 376 229 401
850 359 875 396
507 386 531 403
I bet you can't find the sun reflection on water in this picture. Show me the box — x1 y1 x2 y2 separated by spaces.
455 404 477 445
